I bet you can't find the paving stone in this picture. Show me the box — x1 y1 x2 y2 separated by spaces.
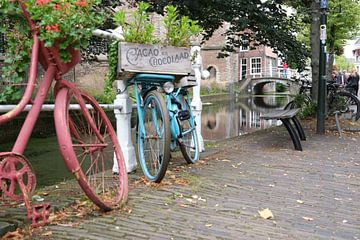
3 122 360 239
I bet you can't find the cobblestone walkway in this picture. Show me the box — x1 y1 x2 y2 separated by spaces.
4 122 360 239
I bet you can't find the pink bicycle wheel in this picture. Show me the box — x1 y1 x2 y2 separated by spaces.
54 88 128 210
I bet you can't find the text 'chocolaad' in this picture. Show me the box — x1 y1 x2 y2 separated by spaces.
119 43 192 76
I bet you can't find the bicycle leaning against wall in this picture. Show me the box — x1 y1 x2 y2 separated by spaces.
130 73 200 183
94 29 201 183
0 0 128 227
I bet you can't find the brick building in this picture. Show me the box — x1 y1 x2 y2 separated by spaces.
201 26 278 85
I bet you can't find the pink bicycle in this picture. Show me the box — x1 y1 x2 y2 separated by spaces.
0 0 128 227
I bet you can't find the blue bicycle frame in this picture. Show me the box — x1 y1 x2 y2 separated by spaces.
167 88 196 151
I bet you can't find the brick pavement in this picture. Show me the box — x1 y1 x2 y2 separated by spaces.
3 121 360 239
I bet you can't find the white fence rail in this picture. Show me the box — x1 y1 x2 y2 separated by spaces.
0 104 122 112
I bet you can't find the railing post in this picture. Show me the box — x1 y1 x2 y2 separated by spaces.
113 79 137 173
190 44 205 152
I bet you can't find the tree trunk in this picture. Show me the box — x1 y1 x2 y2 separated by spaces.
327 52 335 81
310 0 320 102
326 24 336 81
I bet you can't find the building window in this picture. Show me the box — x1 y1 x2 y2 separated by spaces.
240 45 249 52
240 58 247 80
239 38 249 52
250 58 261 76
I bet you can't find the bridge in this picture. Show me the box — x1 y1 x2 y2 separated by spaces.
237 68 302 95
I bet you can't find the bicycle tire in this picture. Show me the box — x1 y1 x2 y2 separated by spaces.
55 88 128 211
177 95 199 164
330 92 360 121
284 100 296 110
138 90 170 183
329 91 360 121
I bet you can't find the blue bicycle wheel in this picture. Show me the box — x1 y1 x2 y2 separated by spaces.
177 95 199 164
138 90 170 182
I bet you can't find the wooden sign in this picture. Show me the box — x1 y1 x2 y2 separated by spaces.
118 42 192 78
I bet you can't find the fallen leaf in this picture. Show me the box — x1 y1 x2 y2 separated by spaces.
222 159 231 162
258 208 274 219
32 195 44 202
41 231 53 236
2 229 25 240
174 178 189 186
198 197 206 202
205 224 213 227
296 200 304 204
302 216 314 221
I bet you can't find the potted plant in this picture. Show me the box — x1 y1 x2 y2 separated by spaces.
103 2 202 99
0 0 104 101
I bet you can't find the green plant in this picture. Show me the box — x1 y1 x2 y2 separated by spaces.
200 81 227 96
0 0 104 103
0 4 32 103
113 2 157 44
163 5 202 47
103 40 119 104
275 83 286 92
27 0 104 62
106 2 203 98
293 94 316 119
329 95 347 114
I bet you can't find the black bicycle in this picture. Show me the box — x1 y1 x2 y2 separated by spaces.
285 75 314 115
286 75 360 121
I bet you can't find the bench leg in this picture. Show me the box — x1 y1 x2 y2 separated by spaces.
291 116 306 141
280 119 302 151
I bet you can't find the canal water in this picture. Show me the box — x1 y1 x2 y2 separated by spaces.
0 94 291 187
201 94 291 141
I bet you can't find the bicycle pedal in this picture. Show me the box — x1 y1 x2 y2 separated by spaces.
31 203 51 227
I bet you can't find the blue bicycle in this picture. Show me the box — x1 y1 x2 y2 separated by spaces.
130 73 199 183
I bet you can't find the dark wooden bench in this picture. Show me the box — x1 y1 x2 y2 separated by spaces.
260 108 306 151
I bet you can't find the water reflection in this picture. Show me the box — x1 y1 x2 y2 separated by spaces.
201 95 291 141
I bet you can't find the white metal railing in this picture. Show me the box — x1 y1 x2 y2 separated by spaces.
240 67 299 80
0 104 123 112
